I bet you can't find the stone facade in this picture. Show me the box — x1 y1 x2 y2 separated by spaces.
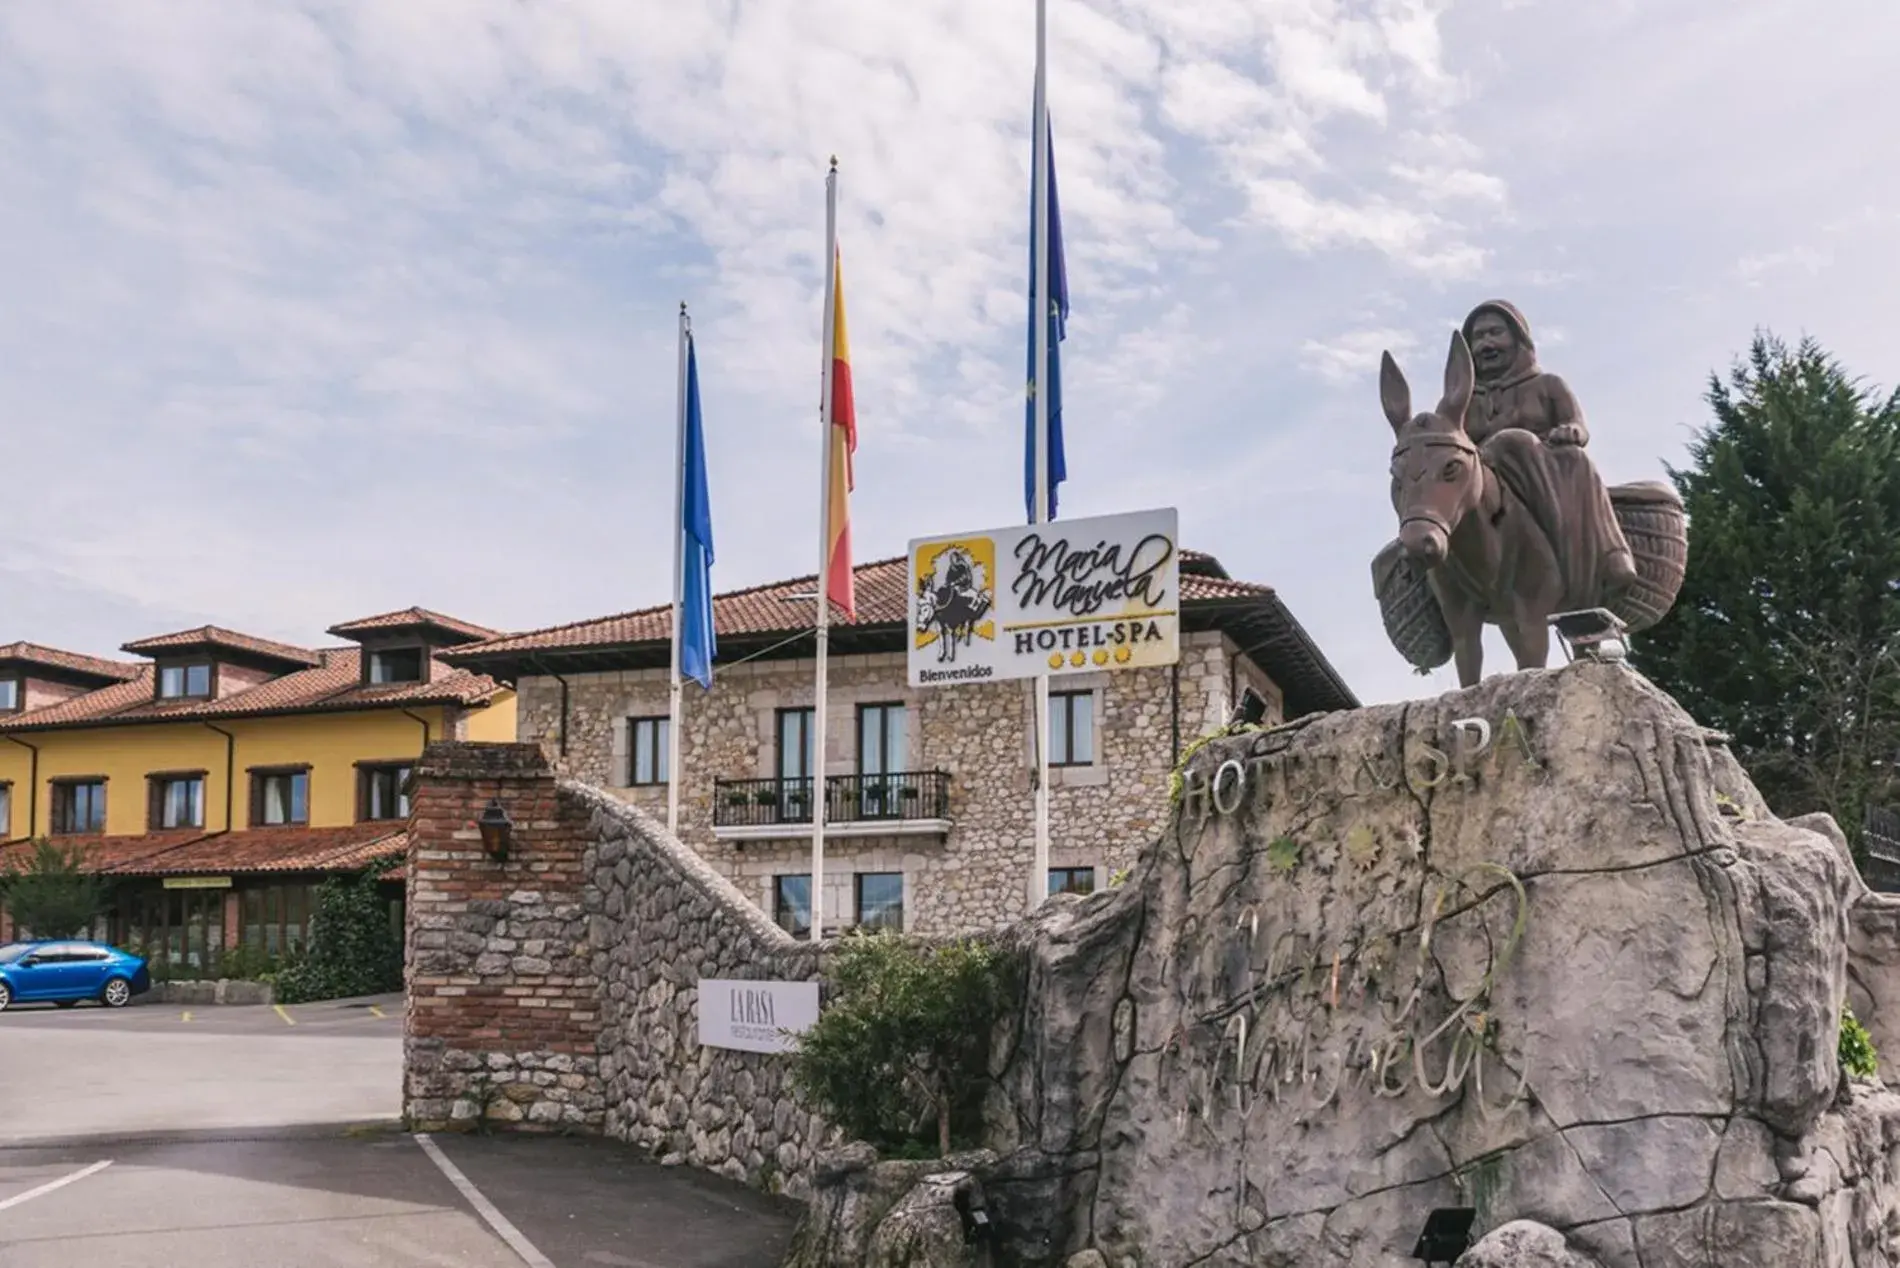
510 631 1280 937
404 740 837 1192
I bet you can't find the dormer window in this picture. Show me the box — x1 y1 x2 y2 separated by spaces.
0 675 18 712
157 662 213 700
366 647 425 685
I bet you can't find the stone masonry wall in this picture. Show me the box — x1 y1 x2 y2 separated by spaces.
511 632 1277 937
404 740 838 1194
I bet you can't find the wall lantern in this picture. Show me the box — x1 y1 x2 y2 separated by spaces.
476 798 514 860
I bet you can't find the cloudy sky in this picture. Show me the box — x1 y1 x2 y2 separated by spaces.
3 0 1896 706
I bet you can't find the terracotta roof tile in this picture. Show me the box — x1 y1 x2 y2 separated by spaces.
442 549 1358 716
452 552 1265 655
0 825 406 877
3 670 157 728
122 625 322 666
0 642 142 682
0 831 205 873
326 608 501 642
0 649 506 732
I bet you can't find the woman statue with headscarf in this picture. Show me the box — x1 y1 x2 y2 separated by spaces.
1461 300 1638 600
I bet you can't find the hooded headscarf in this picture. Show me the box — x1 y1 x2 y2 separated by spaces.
1463 300 1538 383
1463 300 1534 352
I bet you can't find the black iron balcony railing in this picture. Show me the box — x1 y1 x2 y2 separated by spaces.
712 770 951 830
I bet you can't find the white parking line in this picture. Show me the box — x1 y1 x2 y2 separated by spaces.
414 1134 554 1268
0 1160 113 1212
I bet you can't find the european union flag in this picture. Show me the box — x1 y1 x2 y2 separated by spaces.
680 337 716 689
1024 111 1069 523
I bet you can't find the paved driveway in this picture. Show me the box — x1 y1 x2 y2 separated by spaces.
0 993 402 1145
0 997 801 1266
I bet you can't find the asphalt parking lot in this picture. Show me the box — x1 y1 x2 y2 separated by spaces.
0 991 405 1144
0 997 802 1266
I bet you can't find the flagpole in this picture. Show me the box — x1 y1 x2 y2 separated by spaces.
811 157 840 942
669 303 689 836
1029 0 1052 914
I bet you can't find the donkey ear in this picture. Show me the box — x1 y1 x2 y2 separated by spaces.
1439 330 1475 423
1379 351 1411 433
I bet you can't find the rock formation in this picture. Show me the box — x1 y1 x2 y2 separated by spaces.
788 1144 1000 1268
965 660 1900 1267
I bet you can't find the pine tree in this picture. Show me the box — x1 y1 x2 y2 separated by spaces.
0 840 107 939
1631 333 1900 854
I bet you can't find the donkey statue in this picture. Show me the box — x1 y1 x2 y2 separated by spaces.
1374 331 1686 686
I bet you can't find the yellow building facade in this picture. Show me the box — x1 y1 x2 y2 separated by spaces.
0 610 515 969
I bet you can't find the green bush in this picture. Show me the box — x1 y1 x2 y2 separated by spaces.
789 932 1013 1158
273 863 402 1004
0 839 108 939
216 943 285 982
1841 1006 1879 1079
139 943 288 983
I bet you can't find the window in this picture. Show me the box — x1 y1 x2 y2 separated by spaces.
1049 866 1097 896
1049 690 1095 766
252 768 309 826
157 662 213 699
855 873 904 931
629 717 669 786
0 782 11 837
240 884 315 957
776 708 814 780
367 647 425 685
0 676 18 712
148 773 206 830
857 703 908 817
776 707 815 820
858 703 908 776
118 887 225 971
51 779 106 835
773 874 811 938
359 764 413 821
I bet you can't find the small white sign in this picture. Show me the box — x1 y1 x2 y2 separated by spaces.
696 978 820 1054
907 507 1181 688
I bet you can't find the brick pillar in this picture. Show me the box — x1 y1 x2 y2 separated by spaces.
403 741 603 1132
222 889 241 959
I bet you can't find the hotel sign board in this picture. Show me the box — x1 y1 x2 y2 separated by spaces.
697 978 820 1055
907 507 1180 688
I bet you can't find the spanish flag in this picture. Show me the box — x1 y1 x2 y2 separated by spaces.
825 247 856 619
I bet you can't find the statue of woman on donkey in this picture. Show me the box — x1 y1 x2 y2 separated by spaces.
1373 301 1687 687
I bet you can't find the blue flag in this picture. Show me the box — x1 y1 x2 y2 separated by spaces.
1024 110 1070 523
680 337 717 689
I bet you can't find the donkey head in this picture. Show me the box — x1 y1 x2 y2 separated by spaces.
1381 331 1480 568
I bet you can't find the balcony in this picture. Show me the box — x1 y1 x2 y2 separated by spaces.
711 771 951 842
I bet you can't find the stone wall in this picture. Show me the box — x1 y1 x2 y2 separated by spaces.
510 632 1272 937
403 740 837 1192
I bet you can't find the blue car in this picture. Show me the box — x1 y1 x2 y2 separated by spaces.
0 940 151 1010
